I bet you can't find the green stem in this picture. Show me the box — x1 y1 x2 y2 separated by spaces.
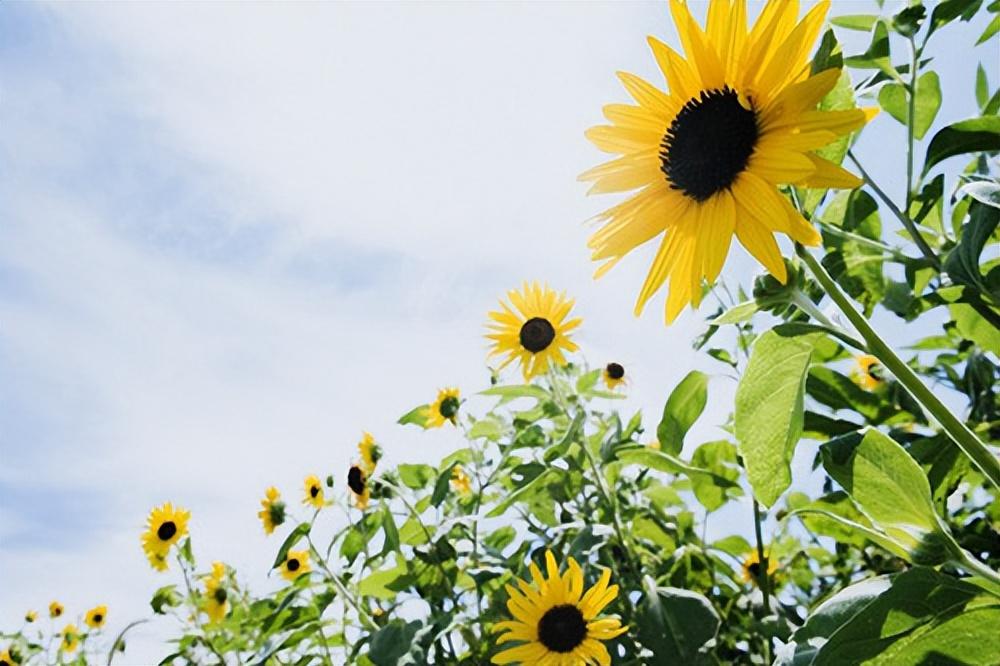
953 550 1000 596
752 500 772 662
790 289 867 350
798 245 1000 490
815 220 908 260
305 536 379 632
906 37 918 213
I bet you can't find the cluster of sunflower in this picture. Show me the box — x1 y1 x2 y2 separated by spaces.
1 602 109 665
6 0 1000 662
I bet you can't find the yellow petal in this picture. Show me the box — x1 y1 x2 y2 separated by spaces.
735 217 787 282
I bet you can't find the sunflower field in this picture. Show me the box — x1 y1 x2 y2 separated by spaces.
3 0 1000 664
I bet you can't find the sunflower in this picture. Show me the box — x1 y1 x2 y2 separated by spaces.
60 624 79 653
258 486 287 535
487 282 582 381
347 464 371 510
281 550 311 582
85 605 107 630
492 550 627 665
425 387 462 428
140 502 190 571
602 363 626 390
581 0 876 323
742 550 778 586
49 601 64 618
854 354 885 391
203 561 229 624
25 610 37 623
451 466 473 496
358 432 382 475
303 474 325 510
0 649 19 666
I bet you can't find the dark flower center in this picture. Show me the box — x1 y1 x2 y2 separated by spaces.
310 485 320 498
747 562 761 577
537 604 587 653
93 614 103 623
157 521 178 541
287 558 300 572
214 587 228 604
606 363 625 380
53 608 62 617
439 396 460 419
661 86 758 201
347 466 367 495
269 501 286 525
519 317 556 353
867 363 884 381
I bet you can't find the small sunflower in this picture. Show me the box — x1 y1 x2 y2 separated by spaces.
451 466 473 496
492 550 627 665
25 610 37 623
854 354 885 391
203 561 229 624
49 601 64 618
140 502 190 571
425 387 462 428
347 464 370 510
258 486 287 535
60 624 80 653
358 432 382 474
281 550 311 582
0 649 20 666
742 550 778 586
582 0 876 323
303 474 325 510
602 363 626 390
85 605 107 630
486 282 582 381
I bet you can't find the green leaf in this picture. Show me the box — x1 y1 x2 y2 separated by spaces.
368 620 422 665
380 505 400 556
734 329 817 507
689 440 742 512
951 303 1000 354
479 384 550 402
150 585 180 615
656 370 708 455
811 28 844 74
923 116 1000 175
467 416 504 441
913 71 942 139
615 446 740 489
961 179 1000 210
272 523 311 569
944 201 1000 297
831 14 879 31
844 20 892 74
431 462 458 507
878 82 908 126
820 190 885 315
397 463 434 490
358 560 409 600
637 576 720 662
710 300 757 325
929 0 984 36
891 4 926 37
978 13 1000 43
821 429 955 562
486 469 558 517
976 63 989 110
808 568 1000 665
396 404 429 427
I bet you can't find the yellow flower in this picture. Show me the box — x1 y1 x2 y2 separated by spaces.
854 354 884 391
425 387 462 428
581 0 876 323
85 604 107 629
358 432 382 474
60 624 80 652
492 551 627 665
141 502 190 571
742 549 778 585
281 550 311 582
258 486 286 535
203 561 229 624
602 363 626 390
347 464 371 510
49 601 64 618
451 466 473 496
303 474 325 510
486 282 582 381
25 610 37 623
1 648 21 666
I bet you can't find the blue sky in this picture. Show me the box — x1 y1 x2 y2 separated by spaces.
1 1 996 661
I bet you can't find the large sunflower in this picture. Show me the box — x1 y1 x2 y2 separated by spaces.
425 387 461 428
302 474 325 510
258 486 286 535
492 551 627 665
581 0 876 323
84 605 107 630
203 561 229 624
140 502 190 571
487 282 582 381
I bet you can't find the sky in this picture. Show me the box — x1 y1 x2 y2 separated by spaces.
1 1 995 662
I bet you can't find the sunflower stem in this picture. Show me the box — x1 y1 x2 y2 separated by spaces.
797 244 1000 491
304 536 380 632
789 289 866 350
752 500 771 658
953 549 1000 595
